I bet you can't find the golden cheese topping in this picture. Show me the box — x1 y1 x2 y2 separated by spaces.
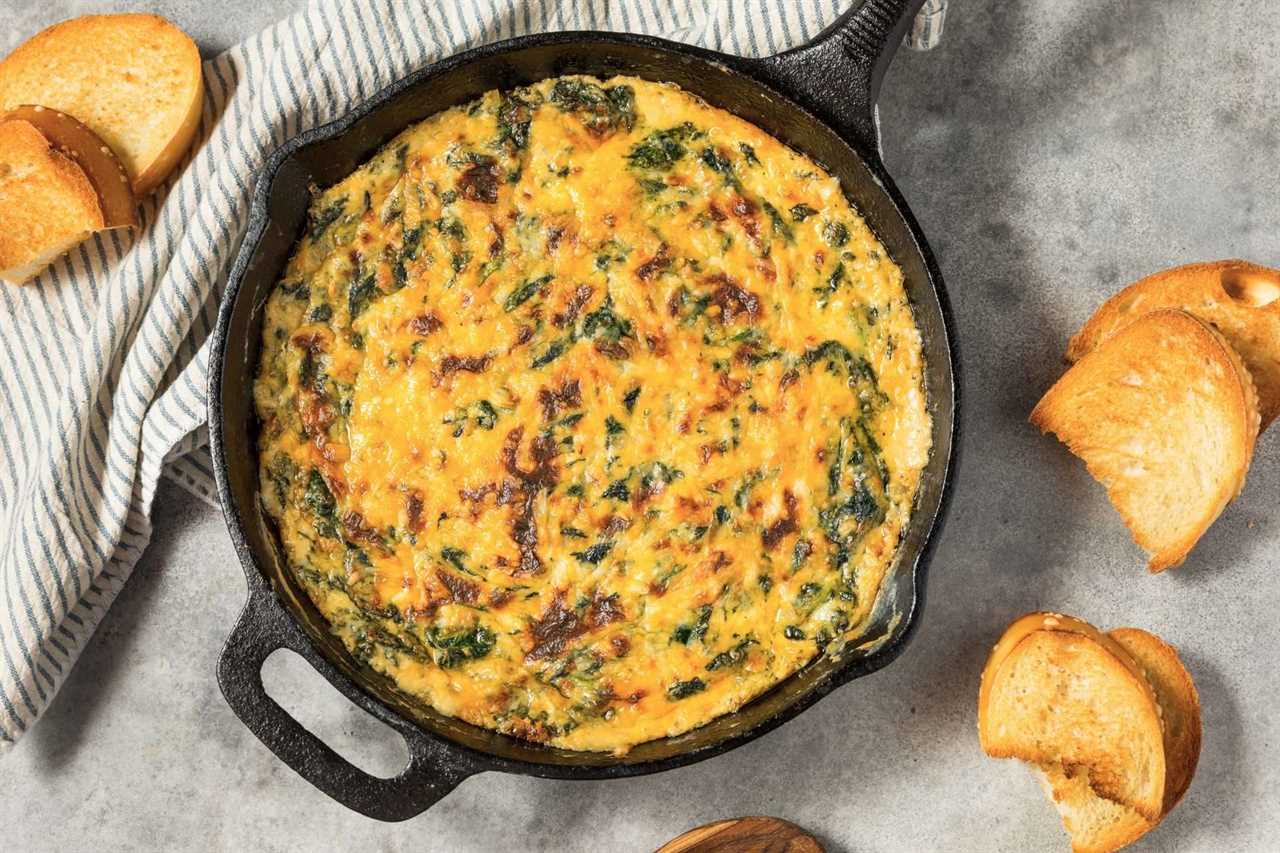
253 75 931 753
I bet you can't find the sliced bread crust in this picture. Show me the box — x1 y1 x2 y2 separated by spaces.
1068 260 1280 429
1032 309 1259 571
0 13 203 195
0 118 104 284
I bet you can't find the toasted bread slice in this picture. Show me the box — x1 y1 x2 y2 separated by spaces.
1031 309 1259 571
1068 261 1280 429
0 118 104 284
0 13 203 195
1108 628 1201 814
978 613 1167 821
1035 629 1201 853
3 105 137 229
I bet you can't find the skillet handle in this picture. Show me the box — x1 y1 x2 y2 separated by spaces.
217 594 472 821
753 0 924 160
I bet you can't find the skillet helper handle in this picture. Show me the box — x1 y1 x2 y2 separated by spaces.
217 595 469 821
755 0 924 160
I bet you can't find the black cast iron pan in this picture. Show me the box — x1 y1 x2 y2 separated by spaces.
209 0 958 821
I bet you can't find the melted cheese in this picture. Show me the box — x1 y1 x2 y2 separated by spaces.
253 76 931 753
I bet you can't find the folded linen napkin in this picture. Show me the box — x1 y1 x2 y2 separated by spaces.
0 0 858 750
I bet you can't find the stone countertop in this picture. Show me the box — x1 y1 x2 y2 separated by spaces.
2 1 1277 851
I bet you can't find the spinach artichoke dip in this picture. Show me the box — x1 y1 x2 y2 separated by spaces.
253 75 931 753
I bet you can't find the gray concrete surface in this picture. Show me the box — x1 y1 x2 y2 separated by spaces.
3 1 1278 851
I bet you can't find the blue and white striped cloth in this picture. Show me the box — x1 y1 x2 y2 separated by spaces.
0 0 858 750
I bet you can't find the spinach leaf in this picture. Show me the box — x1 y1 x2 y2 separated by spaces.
626 123 701 171
441 547 468 573
308 196 347 241
623 386 641 413
531 336 572 369
304 469 339 538
582 293 633 343
426 624 496 668
672 604 712 645
790 203 817 221
571 541 613 565
823 220 850 247
503 273 554 312
549 79 636 136
497 88 541 151
706 638 755 671
348 274 379 319
666 678 707 700
762 201 793 242
601 477 630 502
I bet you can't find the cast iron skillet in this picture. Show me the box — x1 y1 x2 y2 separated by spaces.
210 0 957 822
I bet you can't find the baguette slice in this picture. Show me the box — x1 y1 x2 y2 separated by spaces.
1068 261 1280 429
1031 309 1259 571
1036 628 1201 853
3 105 137 230
978 613 1167 822
1109 628 1201 815
0 118 104 284
0 13 203 196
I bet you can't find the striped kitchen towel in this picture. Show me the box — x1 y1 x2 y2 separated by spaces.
0 0 859 750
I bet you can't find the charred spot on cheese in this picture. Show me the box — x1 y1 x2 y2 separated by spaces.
254 74 930 754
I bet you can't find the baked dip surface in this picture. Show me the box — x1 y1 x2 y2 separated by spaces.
253 75 931 753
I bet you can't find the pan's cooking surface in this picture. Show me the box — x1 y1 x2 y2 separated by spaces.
252 74 931 754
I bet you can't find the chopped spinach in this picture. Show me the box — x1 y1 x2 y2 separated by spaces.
581 293 633 343
426 624 496 668
666 678 707 700
572 541 614 565
699 146 738 187
279 279 309 300
823 220 850 247
549 79 636 136
348 274 379 319
602 477 630 502
308 196 347 241
706 638 755 671
790 203 817 221
814 261 847 305
623 386 641 413
626 122 701 171
762 201 793 242
497 88 541 151
441 547 468 573
401 224 424 260
308 303 333 323
503 273 554 312
303 469 339 538
531 336 572 368
672 604 712 645
818 416 890 565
